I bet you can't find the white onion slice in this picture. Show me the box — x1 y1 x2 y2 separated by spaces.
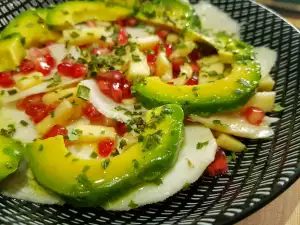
105 124 217 211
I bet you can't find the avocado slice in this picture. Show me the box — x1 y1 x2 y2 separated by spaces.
46 1 134 30
134 60 261 115
0 34 25 72
136 0 201 32
1 9 61 48
26 104 184 206
0 135 23 181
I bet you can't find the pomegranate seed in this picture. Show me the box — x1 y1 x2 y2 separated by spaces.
205 149 228 176
0 71 14 87
244 106 265 126
98 138 114 157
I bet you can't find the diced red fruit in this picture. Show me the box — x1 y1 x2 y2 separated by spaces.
124 18 138 27
98 70 123 82
57 62 88 78
115 121 127 136
17 94 54 123
0 71 15 88
188 49 201 61
171 57 185 77
20 59 36 74
83 103 104 122
36 54 56 75
191 63 199 74
27 47 50 60
97 70 132 103
185 76 198 85
98 138 115 157
91 47 110 56
205 149 228 176
147 54 157 63
167 82 174 85
43 125 68 139
243 106 265 126
111 82 123 103
26 47 56 75
148 62 156 76
156 29 168 40
165 44 173 57
118 27 128 46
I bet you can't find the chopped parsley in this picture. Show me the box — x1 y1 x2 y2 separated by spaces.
67 129 83 141
77 85 90 101
115 45 126 56
186 158 195 168
0 124 16 138
76 173 92 190
50 111 55 118
70 31 80 38
90 152 98 159
182 182 191 191
101 159 110 169
82 165 90 173
132 159 139 169
20 120 28 127
7 89 17 95
59 93 74 100
64 152 72 158
273 103 285 112
134 104 142 110
46 73 62 88
119 139 127 150
142 130 162 152
213 120 228 127
196 141 209 150
128 200 139 209
132 54 141 62
38 144 44 151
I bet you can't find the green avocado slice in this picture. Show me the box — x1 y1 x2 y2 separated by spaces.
46 1 134 30
26 104 184 206
134 60 261 115
0 135 23 181
1 9 61 48
136 0 201 32
0 34 25 72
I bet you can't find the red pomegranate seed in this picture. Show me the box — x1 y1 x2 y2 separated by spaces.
0 71 15 87
98 138 115 157
205 149 228 176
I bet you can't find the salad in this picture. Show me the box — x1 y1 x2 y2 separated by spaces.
0 0 281 210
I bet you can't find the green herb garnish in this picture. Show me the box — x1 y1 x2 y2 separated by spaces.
128 200 139 209
70 31 80 38
119 139 127 149
196 141 209 150
132 54 141 62
132 159 139 169
38 144 44 151
101 159 110 169
213 120 228 127
20 120 28 127
77 85 90 101
67 129 83 141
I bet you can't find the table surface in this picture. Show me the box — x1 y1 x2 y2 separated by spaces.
237 179 300 225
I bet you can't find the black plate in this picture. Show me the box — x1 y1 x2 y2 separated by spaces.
0 0 300 224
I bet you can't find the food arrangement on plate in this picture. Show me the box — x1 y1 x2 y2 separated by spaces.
0 0 282 210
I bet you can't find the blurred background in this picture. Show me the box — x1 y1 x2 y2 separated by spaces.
257 0 300 29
